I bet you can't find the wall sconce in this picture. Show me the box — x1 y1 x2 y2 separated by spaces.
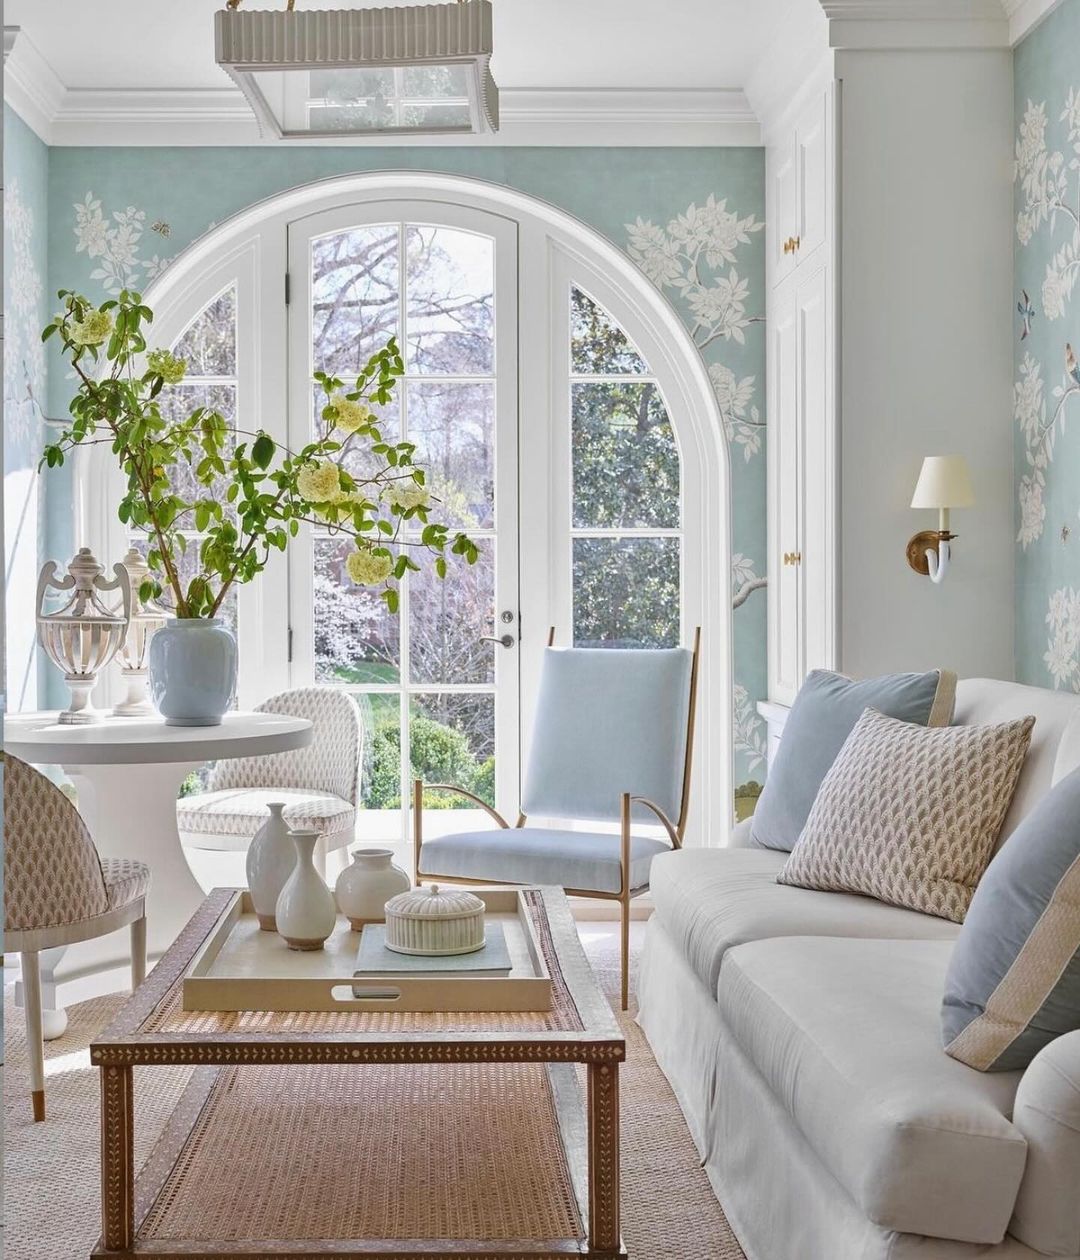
906 456 975 585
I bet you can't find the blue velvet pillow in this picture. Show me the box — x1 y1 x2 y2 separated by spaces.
750 669 957 851
942 766 1080 1072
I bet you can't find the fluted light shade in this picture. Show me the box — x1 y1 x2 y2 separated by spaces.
910 456 975 510
215 2 498 139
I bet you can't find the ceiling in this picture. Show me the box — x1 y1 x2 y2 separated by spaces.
5 0 794 93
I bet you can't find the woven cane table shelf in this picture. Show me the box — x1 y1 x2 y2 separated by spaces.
90 885 626 1259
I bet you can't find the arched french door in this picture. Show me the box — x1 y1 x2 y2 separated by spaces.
81 174 731 846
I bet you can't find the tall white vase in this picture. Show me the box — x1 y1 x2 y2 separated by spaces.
275 829 336 951
246 803 295 931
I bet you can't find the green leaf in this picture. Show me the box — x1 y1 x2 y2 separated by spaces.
251 431 275 469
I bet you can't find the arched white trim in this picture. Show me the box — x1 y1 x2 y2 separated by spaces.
81 171 732 844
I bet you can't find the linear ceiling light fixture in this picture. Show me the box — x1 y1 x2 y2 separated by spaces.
215 1 498 139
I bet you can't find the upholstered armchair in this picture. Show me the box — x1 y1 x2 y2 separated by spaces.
414 630 700 1009
3 754 150 1122
178 687 362 875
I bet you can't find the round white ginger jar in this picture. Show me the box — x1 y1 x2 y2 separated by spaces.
334 848 410 931
383 884 485 956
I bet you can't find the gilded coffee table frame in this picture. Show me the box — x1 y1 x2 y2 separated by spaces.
90 887 626 1259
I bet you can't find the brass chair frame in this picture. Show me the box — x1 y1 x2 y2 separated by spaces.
414 626 701 1010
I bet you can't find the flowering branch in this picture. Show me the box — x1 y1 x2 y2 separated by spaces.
40 289 478 619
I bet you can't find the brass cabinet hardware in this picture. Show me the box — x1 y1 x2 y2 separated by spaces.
782 551 803 567
782 235 802 256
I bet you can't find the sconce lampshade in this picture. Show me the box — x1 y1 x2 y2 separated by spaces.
910 456 975 510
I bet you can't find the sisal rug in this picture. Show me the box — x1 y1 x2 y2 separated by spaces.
3 923 745 1259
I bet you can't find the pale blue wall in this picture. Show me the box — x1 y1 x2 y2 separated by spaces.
4 106 50 709
1013 0 1080 692
41 144 769 794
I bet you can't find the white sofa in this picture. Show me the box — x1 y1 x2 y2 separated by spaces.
638 679 1080 1260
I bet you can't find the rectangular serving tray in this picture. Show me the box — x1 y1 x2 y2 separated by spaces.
182 888 552 1014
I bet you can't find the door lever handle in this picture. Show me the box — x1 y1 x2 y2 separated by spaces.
480 634 515 648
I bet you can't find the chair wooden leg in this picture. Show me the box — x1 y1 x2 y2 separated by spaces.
620 897 630 1012
22 951 46 1121
130 914 147 991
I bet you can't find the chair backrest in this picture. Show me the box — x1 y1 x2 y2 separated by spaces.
521 641 697 828
209 687 363 804
3 754 109 933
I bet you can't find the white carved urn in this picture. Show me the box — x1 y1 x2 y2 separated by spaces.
274 829 336 950
334 848 410 931
246 803 295 931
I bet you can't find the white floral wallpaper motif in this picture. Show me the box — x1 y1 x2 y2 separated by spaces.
1014 0 1080 695
73 193 174 295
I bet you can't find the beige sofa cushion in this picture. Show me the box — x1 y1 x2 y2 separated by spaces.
717 937 1027 1245
777 708 1034 922
648 847 958 994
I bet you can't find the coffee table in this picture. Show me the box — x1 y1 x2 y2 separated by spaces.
90 886 626 1258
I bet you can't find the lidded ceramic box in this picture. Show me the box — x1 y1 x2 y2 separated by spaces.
383 884 485 956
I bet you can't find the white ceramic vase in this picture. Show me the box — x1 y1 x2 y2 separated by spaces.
334 848 410 931
274 830 336 951
246 803 295 931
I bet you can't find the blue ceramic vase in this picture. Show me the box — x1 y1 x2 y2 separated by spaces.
148 617 237 726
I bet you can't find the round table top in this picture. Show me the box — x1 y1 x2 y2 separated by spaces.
4 710 313 766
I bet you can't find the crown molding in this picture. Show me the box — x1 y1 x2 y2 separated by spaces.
1003 0 1066 43
3 27 65 144
5 53 759 148
820 0 1011 47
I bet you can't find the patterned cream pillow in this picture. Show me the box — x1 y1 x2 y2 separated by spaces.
777 708 1035 922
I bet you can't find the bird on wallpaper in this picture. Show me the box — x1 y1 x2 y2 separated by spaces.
1067 343 1080 388
1018 289 1035 341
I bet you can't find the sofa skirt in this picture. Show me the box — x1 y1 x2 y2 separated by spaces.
636 916 1065 1260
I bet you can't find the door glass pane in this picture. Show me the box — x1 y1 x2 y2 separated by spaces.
411 693 495 807
572 536 680 650
571 381 680 529
409 541 494 685
405 380 495 529
313 537 400 685
405 226 494 375
311 224 400 377
571 287 648 375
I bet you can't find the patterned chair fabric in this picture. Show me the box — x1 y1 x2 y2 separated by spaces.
3 755 149 932
177 688 362 840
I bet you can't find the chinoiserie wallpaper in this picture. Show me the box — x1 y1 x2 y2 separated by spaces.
25 136 769 798
3 107 50 710
1014 0 1080 693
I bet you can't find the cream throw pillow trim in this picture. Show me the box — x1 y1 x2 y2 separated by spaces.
777 708 1036 923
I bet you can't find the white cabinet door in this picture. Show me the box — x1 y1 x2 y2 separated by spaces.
796 260 835 678
770 139 798 284
768 282 801 705
796 92 828 263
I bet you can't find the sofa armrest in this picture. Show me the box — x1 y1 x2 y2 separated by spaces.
1009 1030 1080 1257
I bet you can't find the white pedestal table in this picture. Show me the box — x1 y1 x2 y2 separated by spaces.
5 711 312 1031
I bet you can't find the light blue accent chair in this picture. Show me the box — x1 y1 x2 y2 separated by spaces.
414 629 700 1009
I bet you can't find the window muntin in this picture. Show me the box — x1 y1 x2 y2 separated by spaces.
569 287 681 649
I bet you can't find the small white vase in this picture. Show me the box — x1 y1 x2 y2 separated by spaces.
246 803 295 931
334 848 410 931
275 830 336 951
